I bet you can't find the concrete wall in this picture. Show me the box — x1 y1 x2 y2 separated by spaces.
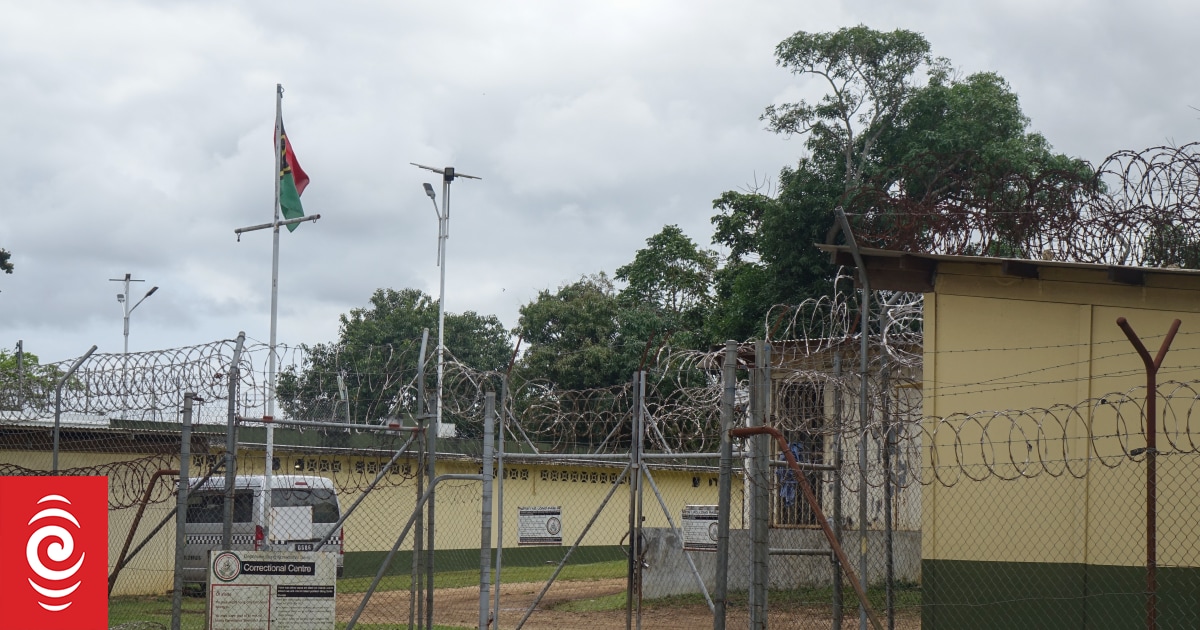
642 526 921 598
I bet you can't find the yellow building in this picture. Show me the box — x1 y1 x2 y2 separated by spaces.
828 246 1200 628
2 421 727 596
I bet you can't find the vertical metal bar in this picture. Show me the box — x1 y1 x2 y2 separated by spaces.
880 362 894 630
1116 316 1181 630
493 377 508 628
426 333 439 630
222 332 246 550
171 393 195 630
15 340 23 407
480 392 496 630
636 370 647 630
713 340 736 630
52 345 96 473
749 341 770 630
413 327 429 630
833 353 844 629
835 206 872 630
626 371 640 630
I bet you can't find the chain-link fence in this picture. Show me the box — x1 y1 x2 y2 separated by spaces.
5 319 1200 629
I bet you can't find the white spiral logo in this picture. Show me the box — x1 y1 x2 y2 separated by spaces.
26 494 85 612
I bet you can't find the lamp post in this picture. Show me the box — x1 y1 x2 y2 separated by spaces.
110 273 159 354
410 163 480 438
411 162 479 630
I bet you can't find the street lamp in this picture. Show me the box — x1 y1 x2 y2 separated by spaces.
110 273 159 354
411 162 479 630
410 163 480 438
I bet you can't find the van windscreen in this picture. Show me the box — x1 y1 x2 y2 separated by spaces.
186 490 253 523
272 487 339 523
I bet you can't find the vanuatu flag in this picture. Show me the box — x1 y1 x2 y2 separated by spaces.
278 122 309 232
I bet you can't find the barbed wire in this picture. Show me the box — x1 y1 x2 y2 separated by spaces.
848 143 1200 266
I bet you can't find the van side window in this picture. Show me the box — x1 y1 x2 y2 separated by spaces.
272 488 339 523
186 490 253 523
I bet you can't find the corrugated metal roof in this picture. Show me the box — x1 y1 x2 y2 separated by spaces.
815 244 1200 292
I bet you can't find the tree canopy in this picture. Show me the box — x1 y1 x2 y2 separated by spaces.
710 25 1091 339
513 273 657 391
0 349 61 411
276 288 511 424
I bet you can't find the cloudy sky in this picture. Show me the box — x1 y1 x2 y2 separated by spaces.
2 1 1197 363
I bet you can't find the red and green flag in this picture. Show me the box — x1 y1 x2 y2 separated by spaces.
278 122 309 232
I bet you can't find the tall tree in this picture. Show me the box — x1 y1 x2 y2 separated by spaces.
762 25 936 194
276 288 511 424
614 224 717 349
0 248 11 274
711 25 1091 340
514 274 658 392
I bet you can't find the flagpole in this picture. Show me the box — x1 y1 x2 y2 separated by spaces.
232 86 321 546
263 82 284 547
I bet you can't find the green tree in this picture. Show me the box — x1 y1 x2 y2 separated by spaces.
276 288 512 424
0 349 61 411
1143 222 1200 269
514 274 658 392
614 225 717 349
710 25 1092 340
0 249 11 274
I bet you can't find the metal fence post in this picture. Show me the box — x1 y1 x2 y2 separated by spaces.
833 352 844 629
480 392 496 630
52 345 97 473
493 376 508 627
749 341 771 630
714 340 737 630
626 370 645 630
1116 316 1181 630
222 332 246 550
881 361 894 630
171 392 195 630
413 327 429 630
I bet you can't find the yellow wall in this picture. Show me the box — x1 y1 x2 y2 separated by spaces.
3 448 740 595
3 450 181 596
923 262 1200 567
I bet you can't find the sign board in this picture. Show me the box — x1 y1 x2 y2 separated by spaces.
517 506 562 546
208 550 335 630
681 505 719 552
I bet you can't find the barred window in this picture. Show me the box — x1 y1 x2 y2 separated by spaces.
772 380 825 528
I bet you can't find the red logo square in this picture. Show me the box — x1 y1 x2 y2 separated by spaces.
0 476 108 630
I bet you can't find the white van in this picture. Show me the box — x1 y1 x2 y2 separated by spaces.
181 474 344 587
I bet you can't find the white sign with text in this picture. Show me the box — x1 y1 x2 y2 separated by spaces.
208 549 336 630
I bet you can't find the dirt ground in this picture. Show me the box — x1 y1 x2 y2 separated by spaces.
336 578 920 629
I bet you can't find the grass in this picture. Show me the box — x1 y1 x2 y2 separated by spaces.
109 595 206 630
337 558 628 594
109 560 626 628
109 595 469 630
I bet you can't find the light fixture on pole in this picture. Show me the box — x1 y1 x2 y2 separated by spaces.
412 162 480 630
110 273 159 355
411 162 480 439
